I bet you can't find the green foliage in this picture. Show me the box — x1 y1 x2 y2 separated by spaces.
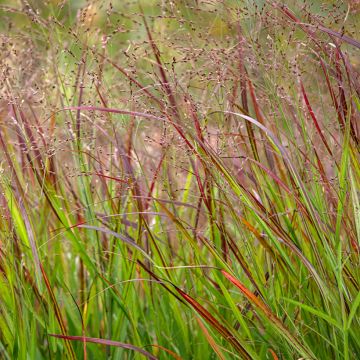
0 1 359 359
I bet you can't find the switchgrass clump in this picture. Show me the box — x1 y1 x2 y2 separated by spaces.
0 1 359 359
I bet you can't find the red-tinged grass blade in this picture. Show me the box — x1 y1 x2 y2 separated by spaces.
247 79 264 125
238 215 278 261
221 111 332 247
195 317 226 360
140 10 179 120
221 270 315 359
212 224 264 295
275 3 360 49
93 172 129 184
133 195 197 210
193 134 326 287
184 94 204 141
236 23 249 114
247 78 276 167
18 108 44 170
221 270 271 315
247 158 309 216
75 51 87 143
235 78 259 162
318 58 346 133
272 3 322 49
192 159 210 211
268 348 280 360
315 25 360 49
41 265 76 360
175 286 254 360
49 334 158 360
136 260 187 305
300 80 333 156
333 49 359 146
77 225 153 262
149 345 183 360
145 151 167 210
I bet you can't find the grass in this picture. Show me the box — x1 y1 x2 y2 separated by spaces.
0 0 359 359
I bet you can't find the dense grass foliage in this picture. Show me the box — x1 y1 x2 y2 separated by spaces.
0 1 359 359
